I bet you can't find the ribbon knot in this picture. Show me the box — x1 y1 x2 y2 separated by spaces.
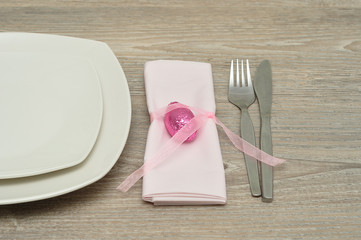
117 102 285 192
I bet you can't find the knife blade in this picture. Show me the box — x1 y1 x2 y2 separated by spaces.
254 60 274 202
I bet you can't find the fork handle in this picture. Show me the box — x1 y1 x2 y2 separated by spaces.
240 109 261 197
260 116 273 202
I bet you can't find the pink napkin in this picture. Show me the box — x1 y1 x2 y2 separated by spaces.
142 60 226 205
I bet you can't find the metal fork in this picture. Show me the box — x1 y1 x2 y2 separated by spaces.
228 59 261 197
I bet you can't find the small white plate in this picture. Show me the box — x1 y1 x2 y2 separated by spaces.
0 32 131 204
0 52 103 179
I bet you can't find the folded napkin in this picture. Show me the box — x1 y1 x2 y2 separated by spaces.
141 60 226 205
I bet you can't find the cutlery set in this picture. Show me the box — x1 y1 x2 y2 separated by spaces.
228 59 274 202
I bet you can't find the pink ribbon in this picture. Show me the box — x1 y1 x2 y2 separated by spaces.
117 103 285 192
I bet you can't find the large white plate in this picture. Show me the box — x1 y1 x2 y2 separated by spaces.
0 32 131 204
0 52 103 179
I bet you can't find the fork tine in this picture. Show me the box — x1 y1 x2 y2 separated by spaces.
236 59 240 87
241 59 246 87
229 60 234 87
246 59 252 86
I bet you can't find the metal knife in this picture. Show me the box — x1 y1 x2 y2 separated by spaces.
254 60 274 202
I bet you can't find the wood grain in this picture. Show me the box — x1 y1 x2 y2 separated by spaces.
1 0 361 239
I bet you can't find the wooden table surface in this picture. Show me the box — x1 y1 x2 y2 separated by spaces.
1 1 361 239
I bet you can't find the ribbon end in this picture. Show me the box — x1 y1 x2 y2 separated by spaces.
116 166 145 193
276 158 287 165
116 183 130 193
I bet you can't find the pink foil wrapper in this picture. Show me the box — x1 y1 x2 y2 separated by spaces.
164 102 197 143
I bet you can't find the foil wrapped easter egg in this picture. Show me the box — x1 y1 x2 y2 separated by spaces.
164 102 197 143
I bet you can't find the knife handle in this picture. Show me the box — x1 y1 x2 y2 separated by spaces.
240 109 261 197
260 116 273 202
